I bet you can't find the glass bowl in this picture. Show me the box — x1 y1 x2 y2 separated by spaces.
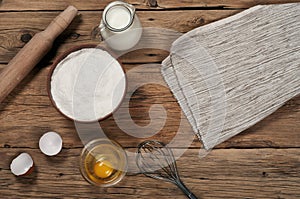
79 138 128 187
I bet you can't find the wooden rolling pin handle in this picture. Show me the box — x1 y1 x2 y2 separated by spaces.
44 6 78 40
0 6 78 103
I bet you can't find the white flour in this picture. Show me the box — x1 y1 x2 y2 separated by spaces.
50 48 126 122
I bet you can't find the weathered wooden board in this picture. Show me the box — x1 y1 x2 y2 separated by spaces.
0 0 299 10
0 1 299 198
0 10 239 64
156 0 300 9
0 148 299 198
0 64 299 149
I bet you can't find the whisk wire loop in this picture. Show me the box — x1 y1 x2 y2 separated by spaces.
136 140 198 199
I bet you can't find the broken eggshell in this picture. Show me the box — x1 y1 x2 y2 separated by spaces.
10 153 34 176
39 131 63 156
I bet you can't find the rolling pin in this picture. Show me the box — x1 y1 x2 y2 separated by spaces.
0 5 78 103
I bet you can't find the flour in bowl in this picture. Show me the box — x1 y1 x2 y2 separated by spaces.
50 48 126 122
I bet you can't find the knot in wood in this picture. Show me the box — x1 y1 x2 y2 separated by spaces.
198 18 205 25
147 0 158 7
70 32 80 40
20 33 33 43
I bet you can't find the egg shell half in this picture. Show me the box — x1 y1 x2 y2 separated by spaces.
10 153 34 176
39 131 63 156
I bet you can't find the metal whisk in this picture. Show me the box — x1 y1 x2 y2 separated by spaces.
136 140 198 199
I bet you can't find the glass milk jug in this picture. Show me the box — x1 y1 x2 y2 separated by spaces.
99 1 142 51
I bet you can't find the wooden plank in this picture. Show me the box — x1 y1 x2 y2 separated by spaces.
0 10 239 64
0 64 299 149
0 148 299 198
0 0 299 10
0 2 298 199
157 0 300 9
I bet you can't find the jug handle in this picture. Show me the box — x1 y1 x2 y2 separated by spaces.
91 22 105 41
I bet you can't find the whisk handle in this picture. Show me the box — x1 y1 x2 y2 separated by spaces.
176 179 198 199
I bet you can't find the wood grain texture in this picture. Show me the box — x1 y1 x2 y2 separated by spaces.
156 0 300 8
0 0 299 198
162 3 300 149
0 10 239 64
0 0 299 10
0 64 299 149
0 6 78 103
0 148 299 198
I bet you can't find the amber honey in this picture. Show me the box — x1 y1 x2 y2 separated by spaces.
80 139 127 187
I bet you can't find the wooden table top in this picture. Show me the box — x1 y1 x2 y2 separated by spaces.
0 0 299 198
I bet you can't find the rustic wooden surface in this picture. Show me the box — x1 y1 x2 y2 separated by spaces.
0 0 299 198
